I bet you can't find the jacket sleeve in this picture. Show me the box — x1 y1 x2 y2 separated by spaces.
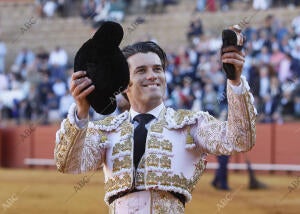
54 103 109 174
193 76 257 155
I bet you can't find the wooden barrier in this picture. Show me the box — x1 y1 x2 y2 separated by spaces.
0 123 299 170
0 130 2 166
0 125 59 168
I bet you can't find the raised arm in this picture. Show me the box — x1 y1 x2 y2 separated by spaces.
54 71 108 173
193 46 256 155
193 76 256 155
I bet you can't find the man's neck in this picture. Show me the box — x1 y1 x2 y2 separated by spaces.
131 102 163 114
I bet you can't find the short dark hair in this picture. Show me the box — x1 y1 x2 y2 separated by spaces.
122 41 167 70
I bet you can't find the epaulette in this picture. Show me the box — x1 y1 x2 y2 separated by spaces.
165 108 200 129
90 111 129 132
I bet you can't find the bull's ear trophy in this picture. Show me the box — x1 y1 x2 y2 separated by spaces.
221 25 245 80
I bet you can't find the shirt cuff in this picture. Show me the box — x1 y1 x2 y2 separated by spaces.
228 81 243 95
74 108 89 129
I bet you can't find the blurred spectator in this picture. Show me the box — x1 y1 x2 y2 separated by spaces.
196 0 206 12
37 73 53 107
278 54 293 83
220 0 233 11
14 48 35 72
257 46 271 64
46 91 60 123
253 0 271 10
187 17 203 42
49 46 68 81
59 91 73 118
18 99 32 124
270 43 285 72
109 0 126 22
43 0 57 17
36 46 50 72
291 38 300 60
291 12 300 35
56 0 70 17
81 0 98 20
294 95 300 118
0 39 7 73
180 77 194 109
258 65 271 98
259 94 280 123
0 73 8 91
52 78 67 99
202 83 219 116
140 0 164 14
280 90 294 120
206 0 216 12
93 0 110 26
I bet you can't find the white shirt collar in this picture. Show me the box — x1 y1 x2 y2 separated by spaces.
129 102 165 121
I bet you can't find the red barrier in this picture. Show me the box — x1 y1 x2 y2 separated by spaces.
274 123 300 164
246 123 273 164
0 123 299 168
0 130 2 166
1 125 59 168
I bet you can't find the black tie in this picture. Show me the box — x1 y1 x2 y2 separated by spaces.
133 114 155 169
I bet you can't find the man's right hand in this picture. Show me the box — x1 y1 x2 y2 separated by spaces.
70 71 95 119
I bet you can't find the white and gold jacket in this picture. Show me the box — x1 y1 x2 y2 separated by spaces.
54 76 257 205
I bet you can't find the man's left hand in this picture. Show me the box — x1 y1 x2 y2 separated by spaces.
221 46 245 86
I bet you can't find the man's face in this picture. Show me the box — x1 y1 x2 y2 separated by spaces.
126 52 166 112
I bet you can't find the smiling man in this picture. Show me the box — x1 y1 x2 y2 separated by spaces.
54 41 256 213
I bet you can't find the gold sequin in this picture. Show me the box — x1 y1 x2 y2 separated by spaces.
120 121 133 136
186 126 194 146
146 154 160 167
174 109 196 125
160 156 171 169
112 139 132 155
105 172 132 193
112 156 132 172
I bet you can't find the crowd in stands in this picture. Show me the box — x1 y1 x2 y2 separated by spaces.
0 45 74 125
80 0 179 28
1 1 300 125
35 0 71 18
196 0 300 12
183 13 300 123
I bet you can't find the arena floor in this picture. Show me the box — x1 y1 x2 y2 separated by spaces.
0 169 299 214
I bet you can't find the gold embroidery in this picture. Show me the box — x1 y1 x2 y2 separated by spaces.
100 135 107 143
152 191 184 214
120 121 133 136
135 171 145 186
96 116 115 126
147 137 172 152
55 119 80 172
112 139 132 155
160 156 171 169
160 172 171 186
150 120 167 133
146 154 160 167
112 156 132 172
148 136 160 149
105 172 132 193
145 159 206 193
174 109 196 125
189 159 207 191
161 139 172 152
146 172 157 185
186 126 194 146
